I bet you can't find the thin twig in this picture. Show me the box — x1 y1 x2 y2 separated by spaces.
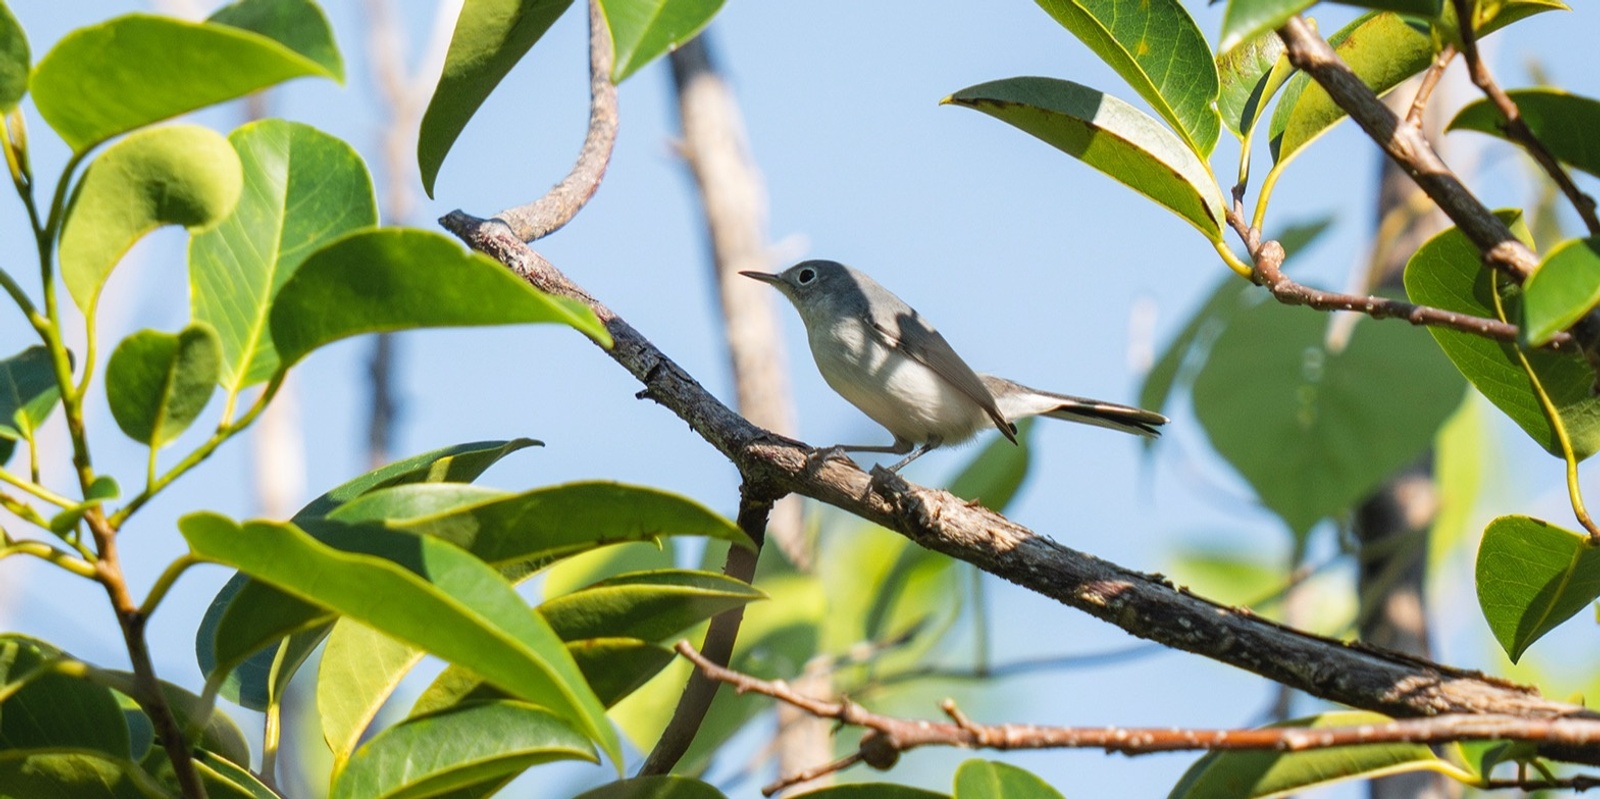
493 0 618 242
1449 0 1600 235
637 487 772 775
678 640 1600 795
1405 45 1456 128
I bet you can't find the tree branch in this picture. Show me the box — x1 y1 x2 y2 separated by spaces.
636 486 771 775
492 0 618 242
676 639 1600 796
439 211 1600 767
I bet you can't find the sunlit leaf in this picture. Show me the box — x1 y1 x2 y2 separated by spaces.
0 750 151 799
947 77 1225 241
571 776 729 799
538 569 765 642
954 759 1065 799
1170 711 1440 798
1521 237 1600 346
1476 514 1600 662
105 325 221 446
208 0 344 81
601 0 725 82
0 2 28 111
1216 30 1293 142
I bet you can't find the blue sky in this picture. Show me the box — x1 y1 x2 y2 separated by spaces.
4 1 1600 797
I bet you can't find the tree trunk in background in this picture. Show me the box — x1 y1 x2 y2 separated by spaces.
1357 77 1456 799
670 33 830 791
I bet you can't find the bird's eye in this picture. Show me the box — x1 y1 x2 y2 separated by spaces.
797 268 816 284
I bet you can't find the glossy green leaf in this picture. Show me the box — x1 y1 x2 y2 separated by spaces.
1404 214 1600 460
1193 301 1464 534
1219 0 1312 54
181 513 622 766
416 637 675 713
801 787 948 799
1216 30 1293 141
947 77 1225 241
954 760 1064 799
0 751 154 799
1475 514 1600 662
1269 3 1563 170
0 636 128 758
96 671 252 770
209 0 344 82
1450 89 1600 180
0 2 28 112
1522 237 1600 346
198 440 537 709
60 125 243 313
1332 0 1442 13
946 418 1033 512
419 0 577 195
269 228 610 368
1170 711 1439 798
572 776 729 799
327 480 753 566
191 119 377 391
105 325 221 446
332 700 595 799
318 621 425 769
31 14 335 152
539 569 765 642
601 0 725 82
145 744 311 799
0 346 59 443
1033 0 1219 156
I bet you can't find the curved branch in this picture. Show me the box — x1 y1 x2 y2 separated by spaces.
493 0 618 242
439 211 1600 764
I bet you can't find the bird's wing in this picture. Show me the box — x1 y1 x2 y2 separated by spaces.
869 313 1017 443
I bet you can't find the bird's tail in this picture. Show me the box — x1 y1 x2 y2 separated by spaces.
982 376 1167 438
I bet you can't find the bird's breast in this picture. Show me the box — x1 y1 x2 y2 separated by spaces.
808 317 987 444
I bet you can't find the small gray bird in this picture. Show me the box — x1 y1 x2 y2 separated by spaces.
743 259 1167 472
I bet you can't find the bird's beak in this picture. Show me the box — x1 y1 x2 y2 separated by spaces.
739 270 781 284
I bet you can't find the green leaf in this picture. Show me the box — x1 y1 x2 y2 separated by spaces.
326 480 754 566
601 0 725 82
1192 301 1465 534
1404 214 1600 460
31 14 335 152
0 2 29 112
0 636 129 758
197 440 536 709
331 700 596 799
96 671 252 769
800 787 948 799
0 751 154 799
946 77 1225 241
105 325 221 446
144 746 294 799
419 0 577 195
1169 711 1440 798
954 760 1065 799
1450 89 1600 179
181 513 622 767
1522 237 1600 346
0 345 59 441
268 228 611 369
60 125 243 313
571 776 730 799
1475 514 1600 662
1216 30 1293 141
539 569 765 642
1332 0 1442 13
208 0 344 82
1033 0 1220 156
1269 4 1565 171
318 621 426 769
190 119 378 391
945 418 1033 512
415 637 675 713
1219 0 1313 54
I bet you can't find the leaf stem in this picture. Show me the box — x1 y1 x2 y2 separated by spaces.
140 554 199 617
0 465 75 507
0 538 98 577
1213 240 1254 279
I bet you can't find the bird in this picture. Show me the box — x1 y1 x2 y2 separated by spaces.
742 259 1167 472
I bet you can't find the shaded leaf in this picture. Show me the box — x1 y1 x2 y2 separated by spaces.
800 787 948 798
268 228 610 369
0 635 128 758
31 14 334 152
209 0 344 82
419 0 577 195
0 346 59 441
571 776 729 799
1522 237 1600 346
299 439 537 522
601 0 725 82
1219 0 1313 54
1450 89 1600 180
1404 214 1600 460
415 637 675 713
0 2 28 111
954 759 1065 799
946 418 1033 512
331 700 595 799
0 751 154 799
1476 514 1600 662
181 513 621 766
1217 30 1293 141
947 77 1225 241
97 671 252 769
538 569 765 642
1170 711 1439 798
1192 301 1464 534
105 325 221 446
190 119 377 391
1034 0 1220 156
60 125 243 313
